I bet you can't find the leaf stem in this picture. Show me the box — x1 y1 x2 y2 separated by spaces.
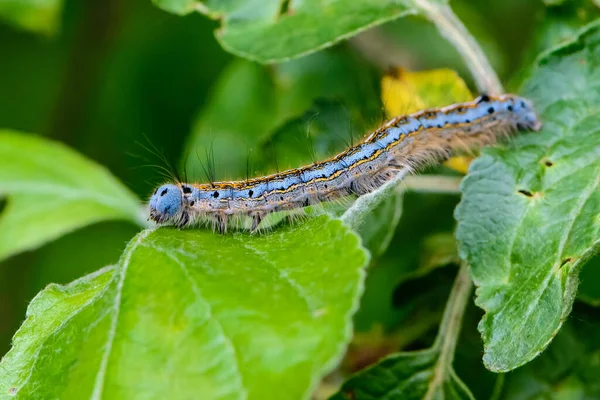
341 172 407 230
342 174 461 230
414 1 504 95
402 175 462 194
425 262 473 399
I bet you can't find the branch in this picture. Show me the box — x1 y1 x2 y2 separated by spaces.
414 1 504 95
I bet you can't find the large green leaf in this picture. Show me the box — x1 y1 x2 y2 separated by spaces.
152 0 419 62
0 131 143 261
0 216 369 399
0 0 63 35
455 21 600 372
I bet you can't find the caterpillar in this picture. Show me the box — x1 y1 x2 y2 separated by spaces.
148 94 541 233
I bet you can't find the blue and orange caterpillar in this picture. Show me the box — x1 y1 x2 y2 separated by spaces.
149 94 541 233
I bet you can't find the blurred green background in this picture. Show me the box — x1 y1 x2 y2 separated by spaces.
2 1 598 396
0 0 232 356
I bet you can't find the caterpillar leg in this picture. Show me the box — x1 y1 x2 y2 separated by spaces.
176 211 190 228
215 214 228 234
250 213 263 233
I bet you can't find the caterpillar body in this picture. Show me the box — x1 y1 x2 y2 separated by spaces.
149 94 541 233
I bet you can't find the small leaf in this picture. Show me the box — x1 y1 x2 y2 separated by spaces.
185 60 278 179
520 0 600 76
0 131 143 261
330 348 474 400
420 233 460 273
0 216 369 399
331 264 474 400
0 0 63 35
455 21 600 372
267 99 379 176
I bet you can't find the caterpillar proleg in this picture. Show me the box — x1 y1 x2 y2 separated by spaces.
149 94 541 233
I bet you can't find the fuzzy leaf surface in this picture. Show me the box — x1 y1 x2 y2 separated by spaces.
0 216 369 400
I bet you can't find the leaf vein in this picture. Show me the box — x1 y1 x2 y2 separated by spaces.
12 283 113 396
234 238 316 313
157 248 247 400
90 229 152 400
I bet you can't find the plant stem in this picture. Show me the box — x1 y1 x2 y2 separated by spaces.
414 1 504 95
342 173 406 230
489 373 506 400
342 174 462 230
402 175 462 194
424 262 473 399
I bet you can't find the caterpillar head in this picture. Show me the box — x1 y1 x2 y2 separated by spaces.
510 96 542 131
148 184 189 226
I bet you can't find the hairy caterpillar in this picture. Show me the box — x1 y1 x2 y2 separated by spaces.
148 94 541 233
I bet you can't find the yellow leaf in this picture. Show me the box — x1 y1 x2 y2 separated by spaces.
381 68 475 174
382 67 473 118
443 156 474 174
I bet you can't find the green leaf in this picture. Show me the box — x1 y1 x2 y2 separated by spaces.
153 0 502 96
500 307 600 399
267 99 379 177
455 21 600 372
0 131 143 261
0 266 117 397
331 264 474 400
0 0 64 35
529 0 600 59
0 216 369 400
330 348 473 400
153 0 418 62
420 233 459 273
185 60 277 179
